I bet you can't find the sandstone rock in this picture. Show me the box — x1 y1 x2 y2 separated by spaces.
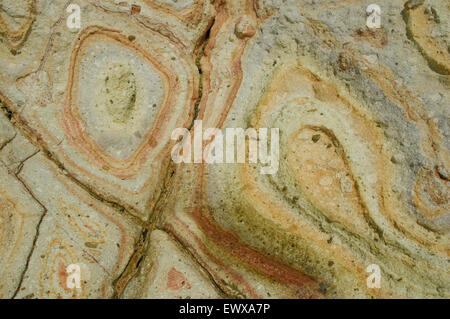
122 230 221 298
0 0 448 299
0 161 43 298
15 153 141 298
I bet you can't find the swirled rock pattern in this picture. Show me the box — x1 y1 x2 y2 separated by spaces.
0 153 43 298
0 0 448 299
122 230 221 298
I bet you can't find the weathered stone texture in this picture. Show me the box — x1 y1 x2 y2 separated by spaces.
0 0 448 298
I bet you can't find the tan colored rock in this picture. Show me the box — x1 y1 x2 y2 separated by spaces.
0 0 448 299
158 0 449 298
122 230 221 298
0 161 44 298
0 133 37 172
0 113 15 149
14 154 141 298
404 0 450 75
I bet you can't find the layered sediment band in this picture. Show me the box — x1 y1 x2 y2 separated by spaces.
16 2 204 219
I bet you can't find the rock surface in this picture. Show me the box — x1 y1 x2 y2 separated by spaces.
0 0 448 298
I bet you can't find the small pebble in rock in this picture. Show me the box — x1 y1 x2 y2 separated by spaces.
312 134 321 143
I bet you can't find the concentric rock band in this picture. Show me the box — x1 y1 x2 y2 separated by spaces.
0 0 448 298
